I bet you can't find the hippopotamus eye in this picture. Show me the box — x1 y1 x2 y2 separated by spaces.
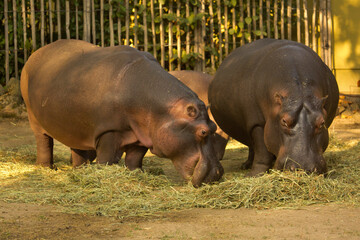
201 129 207 136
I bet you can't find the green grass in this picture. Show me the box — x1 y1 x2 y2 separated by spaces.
0 137 359 219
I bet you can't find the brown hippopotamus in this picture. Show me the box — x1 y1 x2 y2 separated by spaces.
208 39 339 176
169 70 229 160
20 39 224 187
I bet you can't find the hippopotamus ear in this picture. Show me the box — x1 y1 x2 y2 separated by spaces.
321 95 328 108
186 104 198 118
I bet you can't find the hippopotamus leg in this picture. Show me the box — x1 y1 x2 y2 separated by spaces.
27 109 55 168
124 145 148 170
248 126 275 176
94 132 122 164
71 149 97 167
240 147 254 170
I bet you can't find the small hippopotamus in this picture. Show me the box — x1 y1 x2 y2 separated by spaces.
208 39 339 176
169 70 229 160
21 39 224 187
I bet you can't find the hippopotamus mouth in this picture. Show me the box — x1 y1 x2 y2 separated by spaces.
175 140 224 187
275 156 327 174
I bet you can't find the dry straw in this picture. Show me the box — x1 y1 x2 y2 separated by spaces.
1 137 359 219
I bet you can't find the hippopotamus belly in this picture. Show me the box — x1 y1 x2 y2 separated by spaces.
209 38 339 176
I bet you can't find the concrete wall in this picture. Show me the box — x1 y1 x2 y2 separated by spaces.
332 0 360 94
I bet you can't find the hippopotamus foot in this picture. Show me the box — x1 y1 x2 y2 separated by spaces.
124 145 148 170
240 148 254 170
71 149 97 167
246 127 275 176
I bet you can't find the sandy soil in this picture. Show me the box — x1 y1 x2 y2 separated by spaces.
0 117 359 240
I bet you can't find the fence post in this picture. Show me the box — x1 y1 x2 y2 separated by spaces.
143 0 148 51
319 0 326 63
12 0 19 81
217 0 223 62
297 0 301 42
150 0 156 58
303 0 309 46
49 0 53 42
281 0 285 39
274 0 278 39
312 0 318 53
134 0 138 49
259 0 263 39
56 0 61 39
125 0 129 45
209 0 215 70
326 0 333 70
168 0 173 71
21 0 27 62
239 0 245 45
201 0 205 71
224 2 229 56
118 3 122 45
92 0 96 44
287 0 292 40
100 0 104 46
30 0 36 50
41 0 45 46
232 6 237 49
83 0 88 41
246 0 251 43
266 0 270 38
176 0 181 70
109 0 114 46
66 0 70 39
185 0 190 69
159 1 165 68
4 0 10 85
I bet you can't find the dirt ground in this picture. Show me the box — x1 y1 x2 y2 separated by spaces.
0 117 359 240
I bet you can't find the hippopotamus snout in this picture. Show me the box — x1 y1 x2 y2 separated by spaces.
191 154 224 187
186 134 224 187
274 152 327 174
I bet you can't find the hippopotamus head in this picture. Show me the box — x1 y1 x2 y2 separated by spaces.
168 70 229 161
150 97 224 187
264 92 330 174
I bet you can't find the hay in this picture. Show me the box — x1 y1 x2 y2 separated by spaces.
0 137 359 219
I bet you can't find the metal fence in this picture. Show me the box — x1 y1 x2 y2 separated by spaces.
1 0 333 86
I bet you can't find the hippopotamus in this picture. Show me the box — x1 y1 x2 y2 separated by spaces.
169 70 229 160
20 39 224 187
208 39 339 176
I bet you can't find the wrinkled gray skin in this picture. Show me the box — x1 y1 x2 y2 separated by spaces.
21 39 223 187
169 70 229 160
209 39 339 176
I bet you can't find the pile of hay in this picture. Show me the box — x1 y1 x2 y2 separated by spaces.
0 137 359 219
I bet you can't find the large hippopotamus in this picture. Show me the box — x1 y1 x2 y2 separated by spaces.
21 39 224 187
169 70 229 160
208 39 339 176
